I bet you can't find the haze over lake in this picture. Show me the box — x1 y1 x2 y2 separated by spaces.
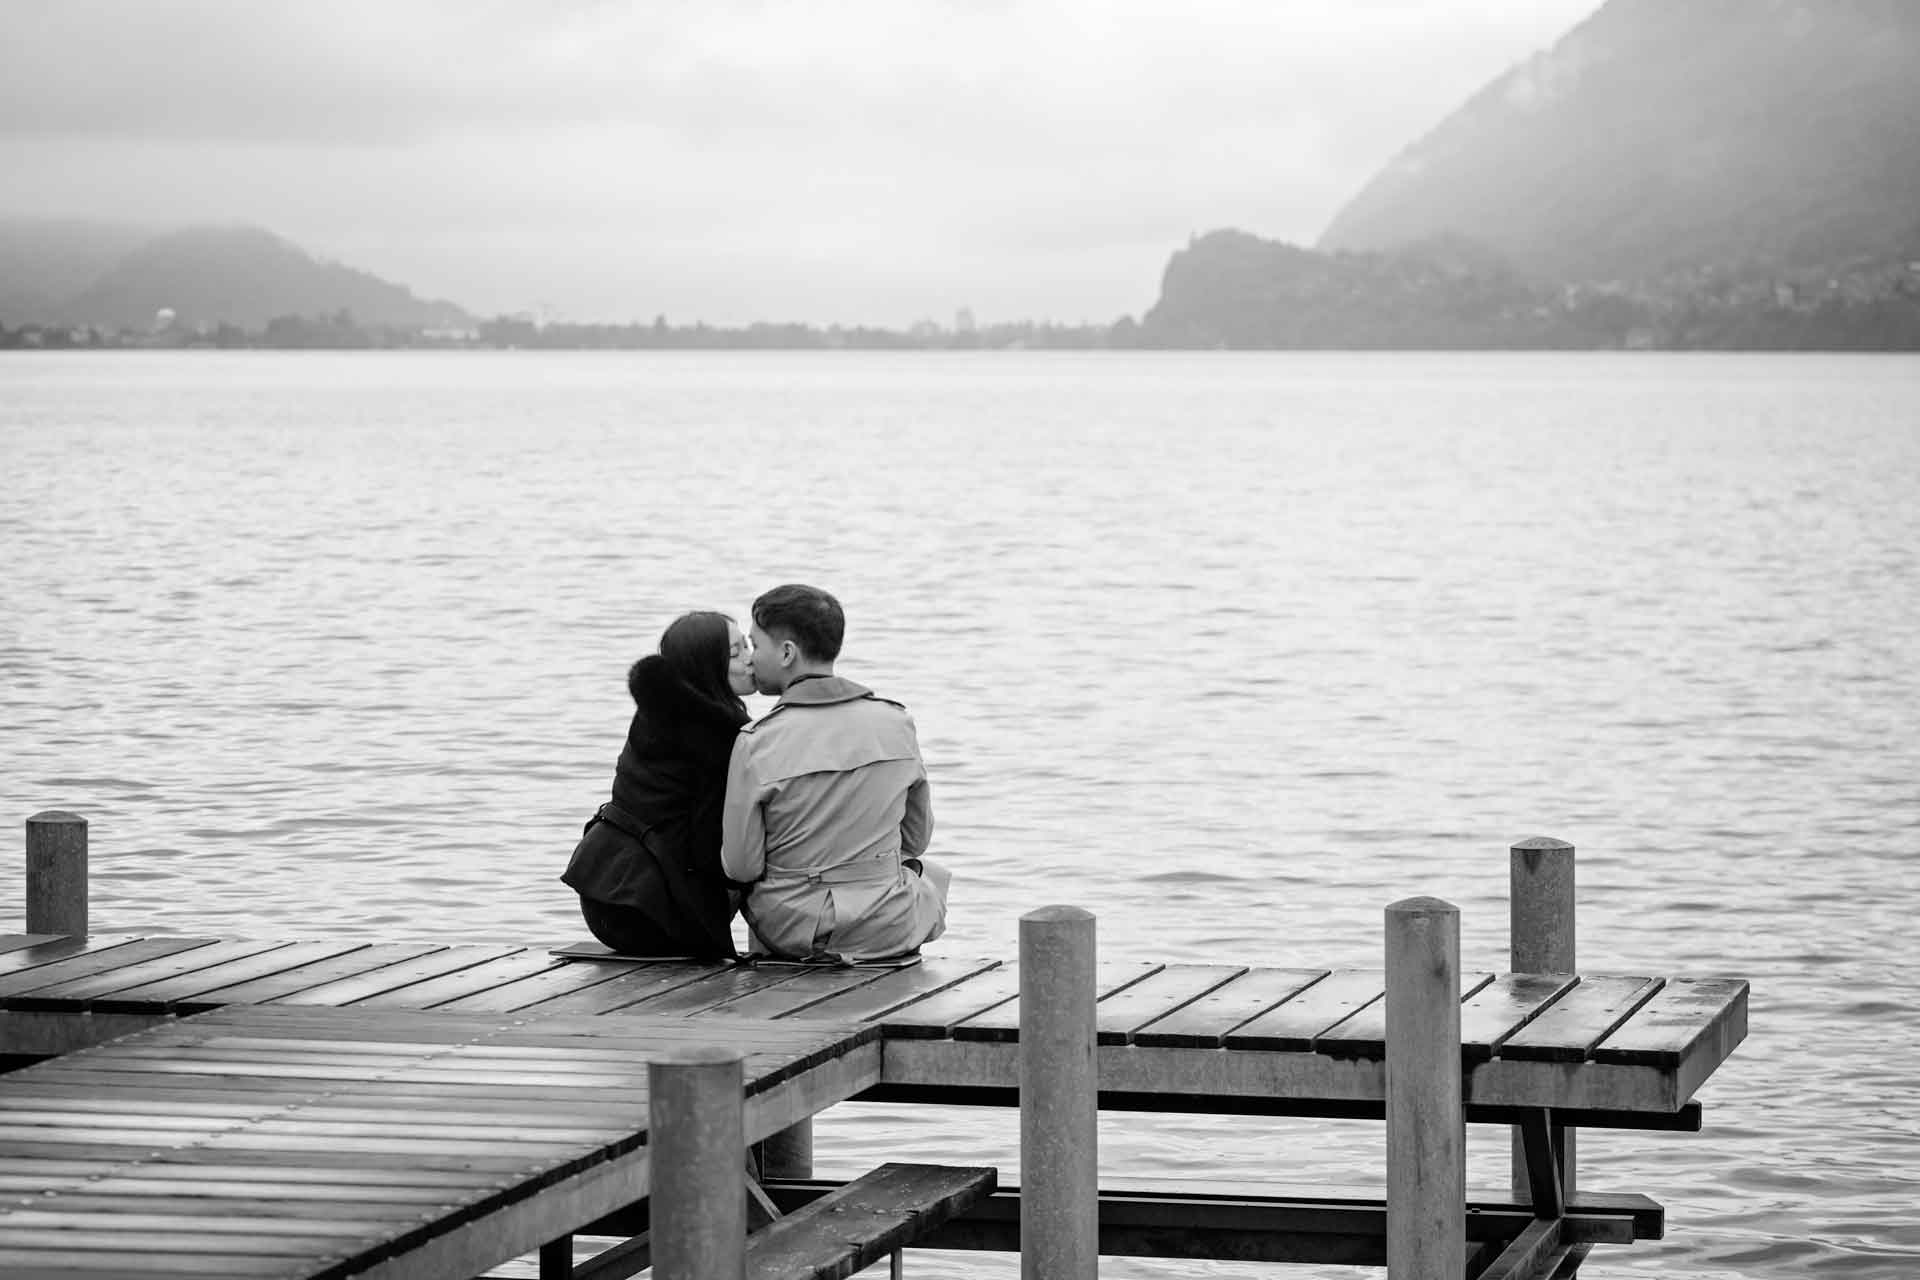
3 349 1917 1277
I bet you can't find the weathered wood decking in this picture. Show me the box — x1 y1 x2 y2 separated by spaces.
0 932 1748 1120
0 1002 878 1279
0 929 1749 1279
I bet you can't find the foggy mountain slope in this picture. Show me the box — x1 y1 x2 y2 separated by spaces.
1317 0 1920 282
55 225 471 331
0 218 153 326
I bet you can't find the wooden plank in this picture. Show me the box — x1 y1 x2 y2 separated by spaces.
132 1005 521 1040
1500 977 1665 1063
172 942 448 1007
0 1108 615 1146
3 1071 612 1109
42 1058 646 1088
264 944 528 1007
0 1137 578 1173
700 963 906 1020
107 1036 658 1063
350 952 566 1010
0 1108 267 1133
0 1093 297 1117
226 1005 862 1051
0 937 219 998
1457 973 1581 1062
0 935 62 956
0 1194 423 1225
743 1162 996 1280
429 959 639 1013
1589 978 1749 1068
0 1155 496 1185
1083 1177 1664 1238
780 957 1002 1024
504 960 728 1015
184 1131 599 1160
85 941 375 1012
1223 970 1387 1052
1314 971 1495 1060
0 934 142 978
0 1210 384 1238
0 1093 636 1127
132 1032 779 1065
0 1247 308 1274
0 1107 640 1143
573 1233 648 1280
879 964 1022 1038
42 1042 621 1073
761 1178 1651 1257
53 1029 730 1070
606 963 813 1016
951 962 1161 1042
1132 968 1329 1048
9 1162 504 1191
1551 1244 1594 1276
1092 964 1247 1045
8 939 297 1008
1477 1216 1563 1280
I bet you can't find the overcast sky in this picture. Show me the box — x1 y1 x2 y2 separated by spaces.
1 1 1601 326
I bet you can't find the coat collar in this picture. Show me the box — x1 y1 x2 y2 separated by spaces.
775 674 872 707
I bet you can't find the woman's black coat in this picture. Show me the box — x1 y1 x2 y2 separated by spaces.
561 654 744 958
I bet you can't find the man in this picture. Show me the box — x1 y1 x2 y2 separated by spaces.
721 584 950 962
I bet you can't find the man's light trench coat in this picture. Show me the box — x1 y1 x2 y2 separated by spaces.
721 675 948 961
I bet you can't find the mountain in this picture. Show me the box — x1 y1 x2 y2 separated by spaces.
0 218 153 326
1318 0 1920 282
1140 229 1577 349
55 225 470 331
0 219 471 332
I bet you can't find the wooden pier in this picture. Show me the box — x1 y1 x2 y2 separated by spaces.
2 815 1750 1278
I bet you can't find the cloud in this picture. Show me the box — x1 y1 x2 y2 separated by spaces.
0 0 1602 323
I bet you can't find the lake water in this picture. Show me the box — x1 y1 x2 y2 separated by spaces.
2 350 1917 1277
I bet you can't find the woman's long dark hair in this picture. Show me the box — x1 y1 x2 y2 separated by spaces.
654 610 749 725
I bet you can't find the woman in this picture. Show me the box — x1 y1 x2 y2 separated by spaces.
561 611 754 959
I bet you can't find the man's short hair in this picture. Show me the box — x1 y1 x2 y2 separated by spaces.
752 584 845 663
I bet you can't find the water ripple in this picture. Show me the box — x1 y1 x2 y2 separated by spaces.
3 349 1918 1280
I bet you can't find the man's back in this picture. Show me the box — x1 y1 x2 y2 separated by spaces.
721 675 947 961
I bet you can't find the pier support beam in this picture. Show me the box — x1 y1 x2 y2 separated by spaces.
650 1046 746 1280
1020 904 1098 1280
1386 896 1464 1280
1510 836 1576 1203
757 1120 814 1180
26 811 87 936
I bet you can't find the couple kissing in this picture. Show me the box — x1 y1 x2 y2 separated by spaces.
562 583 950 966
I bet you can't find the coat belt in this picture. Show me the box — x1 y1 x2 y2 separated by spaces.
759 857 901 887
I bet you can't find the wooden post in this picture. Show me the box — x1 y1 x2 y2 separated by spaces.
1510 835 1576 1202
649 1046 746 1280
1020 904 1098 1280
1386 896 1463 1280
757 1120 813 1179
26 811 87 936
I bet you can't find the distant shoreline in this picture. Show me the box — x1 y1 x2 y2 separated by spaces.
8 322 1920 355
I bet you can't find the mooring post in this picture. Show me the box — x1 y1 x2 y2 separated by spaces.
1020 904 1098 1279
1510 835 1576 1203
1386 896 1464 1280
25 810 88 936
649 1046 746 1280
